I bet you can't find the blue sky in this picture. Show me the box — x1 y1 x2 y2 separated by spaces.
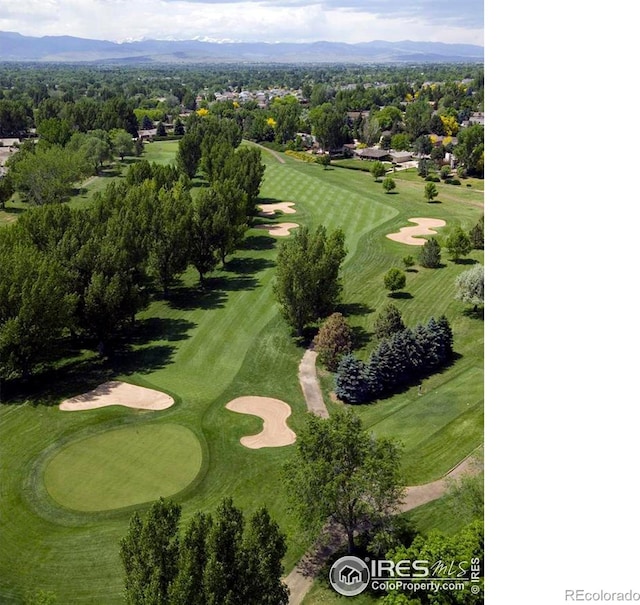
0 0 483 45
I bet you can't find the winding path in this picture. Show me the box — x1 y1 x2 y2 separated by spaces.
285 349 481 604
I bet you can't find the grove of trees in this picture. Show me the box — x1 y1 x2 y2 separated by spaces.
120 497 289 605
335 316 454 403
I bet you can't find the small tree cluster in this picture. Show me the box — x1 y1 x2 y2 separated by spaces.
335 316 454 403
445 226 472 262
313 312 353 371
120 497 289 605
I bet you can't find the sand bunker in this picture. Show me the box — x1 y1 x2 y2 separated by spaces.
386 218 447 245
225 396 296 449
258 202 296 217
60 381 174 412
255 222 299 237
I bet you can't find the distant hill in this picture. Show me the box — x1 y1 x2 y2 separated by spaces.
0 32 483 64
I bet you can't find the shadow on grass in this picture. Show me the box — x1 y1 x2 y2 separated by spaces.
350 326 372 350
451 258 478 265
166 284 228 311
389 291 413 299
337 302 375 317
462 307 484 320
242 235 276 251
224 256 275 274
0 316 197 405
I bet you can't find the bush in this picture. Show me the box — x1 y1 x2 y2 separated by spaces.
450 178 461 185
284 149 317 163
402 255 415 269
425 175 441 183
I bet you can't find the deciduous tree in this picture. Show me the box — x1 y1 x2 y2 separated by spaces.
284 409 404 553
313 312 353 371
455 264 484 310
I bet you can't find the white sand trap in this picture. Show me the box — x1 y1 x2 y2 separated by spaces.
258 202 296 217
60 381 174 412
386 218 447 245
255 222 299 237
225 396 296 449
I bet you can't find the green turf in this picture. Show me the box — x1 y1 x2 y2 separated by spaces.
43 423 202 512
0 142 483 604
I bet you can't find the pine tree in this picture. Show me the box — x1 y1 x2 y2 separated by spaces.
418 238 441 268
335 354 371 404
373 303 405 340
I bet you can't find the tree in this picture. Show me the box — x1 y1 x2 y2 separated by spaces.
308 102 346 151
382 176 396 193
120 498 182 605
284 409 404 553
147 183 192 297
445 226 472 262
173 118 185 136
110 129 134 160
390 133 411 151
189 188 220 283
8 144 85 205
156 121 167 137
424 181 439 203
334 354 371 404
455 124 484 177
313 312 353 371
140 115 153 130
0 174 13 209
370 161 386 181
273 225 347 335
469 215 484 250
176 132 201 179
373 303 405 340
418 238 441 268
0 243 76 379
383 267 406 294
455 264 484 310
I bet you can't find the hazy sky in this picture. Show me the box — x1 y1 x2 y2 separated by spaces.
0 0 483 45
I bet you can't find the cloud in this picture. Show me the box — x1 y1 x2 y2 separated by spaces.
0 0 483 45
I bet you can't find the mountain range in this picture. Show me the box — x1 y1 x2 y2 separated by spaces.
0 32 483 64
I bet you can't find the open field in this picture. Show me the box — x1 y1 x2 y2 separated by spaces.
0 142 482 603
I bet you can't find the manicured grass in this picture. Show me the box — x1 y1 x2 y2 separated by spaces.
0 142 483 603
140 139 180 165
44 423 202 512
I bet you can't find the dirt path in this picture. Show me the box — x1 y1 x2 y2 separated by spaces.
285 350 481 604
297 349 329 418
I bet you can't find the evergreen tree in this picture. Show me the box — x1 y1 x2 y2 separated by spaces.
156 121 167 137
469 215 484 250
373 303 405 340
418 237 441 268
334 354 370 404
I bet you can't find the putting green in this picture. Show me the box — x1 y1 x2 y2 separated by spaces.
43 423 202 512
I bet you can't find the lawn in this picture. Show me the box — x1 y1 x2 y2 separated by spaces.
0 142 483 603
